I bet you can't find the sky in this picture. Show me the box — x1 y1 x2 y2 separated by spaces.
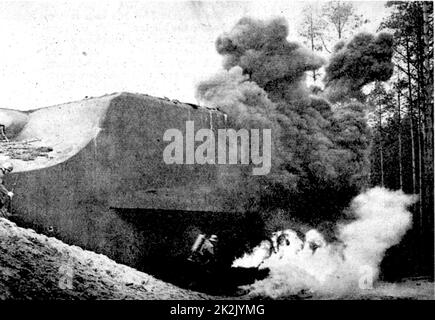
0 0 391 111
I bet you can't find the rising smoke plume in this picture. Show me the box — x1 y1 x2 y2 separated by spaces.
194 16 410 296
215 17 325 103
196 66 275 129
196 17 391 227
233 188 416 298
323 32 394 103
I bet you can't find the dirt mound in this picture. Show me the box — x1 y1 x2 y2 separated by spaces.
1 94 115 172
0 218 212 299
0 109 29 140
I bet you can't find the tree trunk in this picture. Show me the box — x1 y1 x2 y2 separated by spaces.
406 40 417 197
397 88 403 190
378 104 384 187
415 9 426 233
417 106 423 233
422 1 434 235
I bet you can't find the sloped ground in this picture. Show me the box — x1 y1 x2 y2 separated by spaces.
0 218 212 300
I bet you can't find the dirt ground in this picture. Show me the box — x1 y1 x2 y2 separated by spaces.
0 218 211 300
354 280 434 300
240 279 434 300
0 218 433 300
302 280 434 300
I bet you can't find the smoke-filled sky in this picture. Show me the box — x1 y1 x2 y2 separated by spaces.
0 0 390 110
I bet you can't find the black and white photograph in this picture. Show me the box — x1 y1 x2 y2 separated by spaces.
0 0 433 307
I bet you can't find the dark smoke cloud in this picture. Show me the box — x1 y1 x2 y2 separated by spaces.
216 17 325 102
195 66 293 215
196 66 274 128
196 17 392 234
324 32 394 103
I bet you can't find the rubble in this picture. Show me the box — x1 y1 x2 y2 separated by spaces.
0 140 53 161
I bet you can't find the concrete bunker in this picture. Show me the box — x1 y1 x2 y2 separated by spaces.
1 92 266 291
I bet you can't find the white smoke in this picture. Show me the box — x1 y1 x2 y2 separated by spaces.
233 187 416 298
